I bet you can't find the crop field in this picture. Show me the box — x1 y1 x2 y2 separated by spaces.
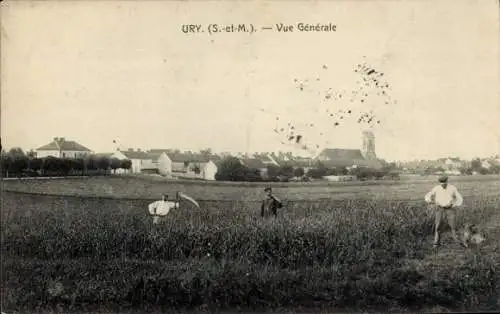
3 174 500 201
1 176 500 313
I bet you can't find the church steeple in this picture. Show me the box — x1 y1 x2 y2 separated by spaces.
361 130 376 160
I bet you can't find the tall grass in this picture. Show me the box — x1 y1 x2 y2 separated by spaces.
1 185 500 312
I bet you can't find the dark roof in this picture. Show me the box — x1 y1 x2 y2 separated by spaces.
435 157 463 164
119 151 151 160
206 155 221 163
148 149 219 163
280 158 314 167
489 159 500 166
171 153 218 163
37 138 92 152
149 149 200 162
95 153 114 158
240 158 266 169
316 148 382 168
170 153 207 163
256 154 276 163
149 149 171 153
320 159 363 168
146 151 165 160
318 148 364 160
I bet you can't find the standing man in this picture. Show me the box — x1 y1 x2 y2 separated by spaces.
424 175 464 248
148 194 179 225
261 187 283 219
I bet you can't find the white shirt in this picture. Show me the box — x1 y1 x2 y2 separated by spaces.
424 184 463 207
148 200 179 216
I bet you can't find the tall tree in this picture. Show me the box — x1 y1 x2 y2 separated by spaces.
471 158 482 170
200 148 212 157
215 156 248 181
27 149 37 158
97 156 111 174
293 167 305 177
9 147 25 157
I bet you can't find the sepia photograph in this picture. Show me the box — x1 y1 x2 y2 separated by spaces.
1 0 499 313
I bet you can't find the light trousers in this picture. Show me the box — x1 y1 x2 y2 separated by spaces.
434 205 459 245
152 215 167 224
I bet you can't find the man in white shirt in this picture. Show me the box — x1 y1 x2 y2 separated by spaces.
424 175 464 248
148 194 179 225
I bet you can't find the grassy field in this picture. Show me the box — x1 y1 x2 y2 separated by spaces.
2 174 500 201
1 176 500 313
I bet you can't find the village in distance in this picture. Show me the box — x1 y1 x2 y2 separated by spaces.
1 131 500 182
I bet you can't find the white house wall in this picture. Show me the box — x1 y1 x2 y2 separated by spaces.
202 161 218 180
61 151 91 158
157 154 172 175
37 151 61 158
36 150 91 158
131 159 142 173
141 159 156 169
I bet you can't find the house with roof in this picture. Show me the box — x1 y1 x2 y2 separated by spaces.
188 159 218 180
239 158 268 178
145 151 172 176
315 131 382 169
436 157 462 172
148 149 219 180
440 157 464 175
481 159 492 169
95 152 114 158
490 155 500 168
181 154 219 181
279 157 315 173
254 153 280 167
399 159 445 174
36 137 92 158
112 149 155 174
316 148 380 168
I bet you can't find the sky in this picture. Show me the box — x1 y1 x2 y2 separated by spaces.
1 0 499 161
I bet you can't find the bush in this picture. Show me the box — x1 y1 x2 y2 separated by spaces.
293 167 305 177
350 167 376 180
215 157 266 182
460 167 473 175
110 158 122 173
307 167 327 179
215 157 250 181
490 165 500 174
478 167 490 175
266 165 280 179
120 159 132 171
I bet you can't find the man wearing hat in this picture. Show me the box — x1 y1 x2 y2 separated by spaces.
261 187 283 218
424 175 464 248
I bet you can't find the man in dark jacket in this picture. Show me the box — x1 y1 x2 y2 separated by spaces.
261 187 283 218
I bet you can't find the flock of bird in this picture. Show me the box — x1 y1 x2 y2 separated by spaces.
262 58 397 155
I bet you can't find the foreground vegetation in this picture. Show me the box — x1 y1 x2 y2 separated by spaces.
1 179 500 312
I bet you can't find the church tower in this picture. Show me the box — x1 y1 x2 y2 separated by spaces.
361 130 376 160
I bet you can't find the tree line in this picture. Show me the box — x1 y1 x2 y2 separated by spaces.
421 159 500 176
214 157 400 182
0 148 132 178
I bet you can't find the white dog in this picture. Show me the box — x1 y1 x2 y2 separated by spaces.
461 223 486 248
